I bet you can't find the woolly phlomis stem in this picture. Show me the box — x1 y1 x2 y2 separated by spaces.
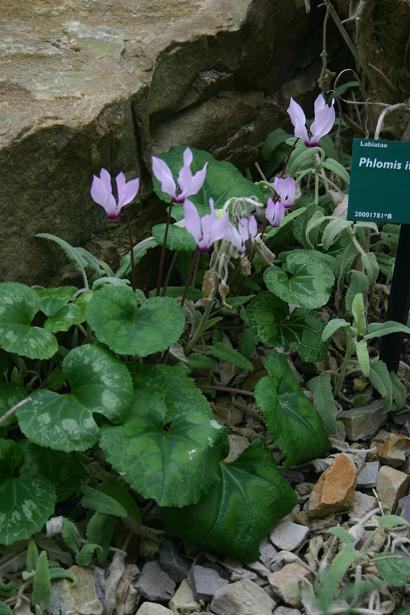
156 201 173 295
0 397 32 426
180 247 200 307
125 209 136 292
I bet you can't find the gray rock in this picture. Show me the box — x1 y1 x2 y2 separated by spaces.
190 565 229 601
210 579 274 615
245 560 270 577
159 541 190 583
348 491 377 519
357 462 380 488
169 579 201 615
135 561 176 602
268 563 312 607
136 604 173 615
269 551 306 573
259 538 278 569
376 465 410 512
273 608 302 615
340 401 386 441
396 494 410 522
47 565 103 615
270 521 309 551
0 0 316 283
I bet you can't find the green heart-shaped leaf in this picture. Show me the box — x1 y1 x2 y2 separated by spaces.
36 287 78 317
21 443 85 500
0 439 23 479
44 303 86 333
100 365 228 506
18 344 133 452
255 352 330 467
264 254 334 309
0 474 56 545
0 283 58 359
152 147 265 220
247 294 326 362
152 224 196 251
280 309 327 363
163 439 297 561
246 293 288 347
86 287 185 356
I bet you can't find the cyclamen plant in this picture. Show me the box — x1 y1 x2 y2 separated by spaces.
1 91 409 615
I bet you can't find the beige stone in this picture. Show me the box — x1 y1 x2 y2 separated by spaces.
377 432 410 468
0 0 316 283
169 579 201 614
47 565 102 615
268 562 311 607
376 465 410 512
309 454 357 519
136 604 173 615
210 579 274 615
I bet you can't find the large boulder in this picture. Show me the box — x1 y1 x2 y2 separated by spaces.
0 0 317 283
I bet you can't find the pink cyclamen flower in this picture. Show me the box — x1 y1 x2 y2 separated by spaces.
183 198 229 251
274 176 297 208
266 199 286 228
152 148 208 203
287 94 335 147
227 216 258 255
91 169 139 220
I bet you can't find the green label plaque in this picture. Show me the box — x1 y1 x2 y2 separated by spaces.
348 138 410 224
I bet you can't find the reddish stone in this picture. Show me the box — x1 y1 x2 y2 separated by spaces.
309 454 357 519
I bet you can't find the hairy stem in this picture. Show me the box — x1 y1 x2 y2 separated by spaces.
0 397 32 426
335 328 353 396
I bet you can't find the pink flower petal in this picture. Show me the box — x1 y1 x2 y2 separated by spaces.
226 224 243 252
99 168 112 194
183 148 193 167
117 176 140 208
183 199 202 244
91 176 117 218
287 98 309 143
314 94 326 114
310 104 335 143
152 157 176 199
274 176 297 206
248 215 257 238
265 199 285 227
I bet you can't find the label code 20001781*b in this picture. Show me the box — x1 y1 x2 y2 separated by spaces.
354 211 392 220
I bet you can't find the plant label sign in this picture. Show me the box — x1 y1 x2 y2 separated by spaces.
347 138 410 224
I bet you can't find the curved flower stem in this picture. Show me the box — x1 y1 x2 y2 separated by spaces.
125 210 136 292
156 201 173 295
181 248 200 307
162 251 179 296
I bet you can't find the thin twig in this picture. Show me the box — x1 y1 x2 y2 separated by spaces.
0 397 32 426
198 384 254 397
